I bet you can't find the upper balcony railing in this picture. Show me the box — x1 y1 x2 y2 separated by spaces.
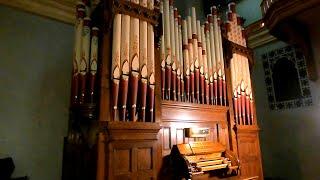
260 0 277 16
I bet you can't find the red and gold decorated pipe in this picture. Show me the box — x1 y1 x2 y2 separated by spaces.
147 0 155 121
174 9 181 101
160 2 165 100
161 62 166 100
171 69 177 100
182 19 190 102
181 74 185 102
250 94 254 125
241 90 246 125
118 9 130 121
219 76 223 105
139 77 148 122
210 81 214 105
170 2 176 101
139 0 148 121
237 87 242 125
129 71 139 121
178 16 184 101
88 27 99 103
195 68 200 103
214 78 218 105
196 20 204 104
233 91 238 124
148 84 155 122
71 8 85 105
205 80 209 104
245 92 251 125
129 0 140 121
119 74 129 121
176 74 181 101
191 8 199 103
187 16 194 102
165 60 172 100
201 25 208 104
163 0 171 100
79 17 91 104
223 78 227 106
111 13 122 121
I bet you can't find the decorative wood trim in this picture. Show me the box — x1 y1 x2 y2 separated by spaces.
161 100 229 123
99 121 161 140
245 20 277 49
112 0 160 26
223 38 255 69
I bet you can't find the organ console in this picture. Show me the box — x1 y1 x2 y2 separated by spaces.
63 0 263 180
170 141 240 179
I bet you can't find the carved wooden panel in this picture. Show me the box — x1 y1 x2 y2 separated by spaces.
102 122 160 180
237 126 263 180
109 141 157 180
137 148 153 170
114 149 132 174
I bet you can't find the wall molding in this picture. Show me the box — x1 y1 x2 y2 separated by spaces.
245 20 277 49
0 0 78 24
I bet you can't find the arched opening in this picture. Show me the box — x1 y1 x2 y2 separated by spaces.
272 58 302 101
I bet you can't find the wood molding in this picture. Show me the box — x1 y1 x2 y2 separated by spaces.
245 20 277 49
0 0 83 24
161 100 229 123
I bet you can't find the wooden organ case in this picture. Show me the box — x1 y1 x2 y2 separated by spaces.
62 0 263 180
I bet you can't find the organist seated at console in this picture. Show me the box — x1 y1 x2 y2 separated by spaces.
169 141 240 180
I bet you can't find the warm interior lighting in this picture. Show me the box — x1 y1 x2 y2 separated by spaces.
261 22 265 27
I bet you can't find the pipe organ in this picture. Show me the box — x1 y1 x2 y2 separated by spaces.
160 5 228 106
63 0 263 180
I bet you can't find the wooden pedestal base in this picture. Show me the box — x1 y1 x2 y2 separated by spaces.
99 121 161 180
236 125 263 180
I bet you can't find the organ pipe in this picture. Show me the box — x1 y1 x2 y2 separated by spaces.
208 15 217 105
225 2 255 125
197 20 204 104
82 0 256 128
79 17 91 104
201 25 209 104
71 7 85 105
187 16 194 102
191 7 199 103
160 2 166 100
205 22 214 105
147 0 155 122
89 27 99 103
111 13 121 121
169 0 176 101
129 0 140 122
174 8 181 101
163 0 171 100
139 0 148 122
119 12 130 121
182 19 190 102
178 16 184 102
